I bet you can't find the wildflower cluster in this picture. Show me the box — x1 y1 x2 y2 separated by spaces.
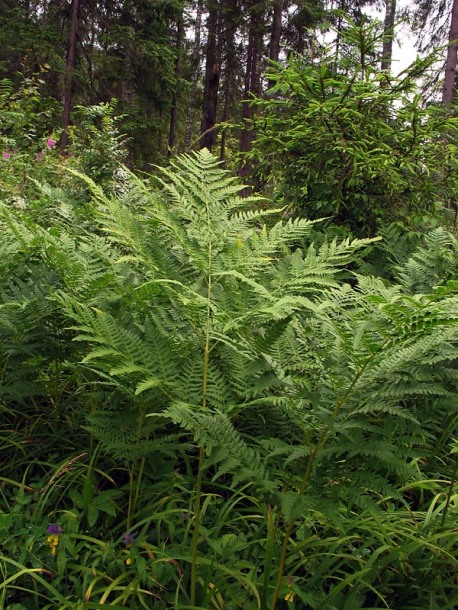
2 136 56 164
47 524 63 556
122 531 136 566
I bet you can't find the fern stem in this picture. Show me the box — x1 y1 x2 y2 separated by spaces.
190 445 205 606
127 464 135 531
270 336 392 610
262 505 276 609
440 451 458 528
127 401 146 530
134 456 146 507
269 441 323 610
270 521 293 610
202 245 212 409
190 242 213 606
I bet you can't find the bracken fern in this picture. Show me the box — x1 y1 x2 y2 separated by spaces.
1 150 457 608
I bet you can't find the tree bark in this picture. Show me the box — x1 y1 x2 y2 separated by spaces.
239 0 265 186
200 1 221 151
267 0 283 90
381 0 396 72
185 0 204 151
219 0 240 161
60 0 80 153
443 0 458 104
168 15 184 157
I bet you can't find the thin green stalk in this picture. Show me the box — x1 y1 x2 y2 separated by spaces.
269 331 394 610
127 465 134 531
440 451 458 528
261 505 276 610
134 457 146 508
127 401 146 530
190 242 213 606
269 442 323 610
190 445 205 606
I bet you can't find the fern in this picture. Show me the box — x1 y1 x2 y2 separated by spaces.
0 77 13 105
55 155 457 503
163 403 276 492
2 149 458 609
393 228 457 292
3 149 457 528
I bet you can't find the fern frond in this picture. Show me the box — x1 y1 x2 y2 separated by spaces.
394 228 457 293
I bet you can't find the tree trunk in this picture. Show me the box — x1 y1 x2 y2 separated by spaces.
267 0 283 90
168 16 184 157
239 0 265 186
60 0 80 153
200 1 221 151
443 0 458 104
381 0 396 72
219 83 231 162
219 0 240 161
185 0 204 151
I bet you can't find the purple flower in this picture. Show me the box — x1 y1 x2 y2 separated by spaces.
46 138 56 149
47 523 63 535
121 532 136 546
2 152 11 160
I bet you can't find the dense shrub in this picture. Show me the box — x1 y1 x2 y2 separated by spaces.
248 17 458 235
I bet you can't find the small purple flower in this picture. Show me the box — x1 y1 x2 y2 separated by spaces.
47 523 63 535
121 532 136 546
2 152 11 160
46 138 56 149
35 151 45 162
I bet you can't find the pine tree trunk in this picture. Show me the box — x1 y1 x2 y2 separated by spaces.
185 0 204 151
200 1 221 151
168 16 184 157
443 0 458 104
219 83 230 162
219 0 240 161
239 0 264 184
381 0 396 71
267 0 282 90
60 0 80 153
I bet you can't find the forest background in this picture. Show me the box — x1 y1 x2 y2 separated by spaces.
1 0 456 167
3 0 458 232
1 1 458 609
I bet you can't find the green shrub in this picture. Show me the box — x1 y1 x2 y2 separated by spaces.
248 16 458 236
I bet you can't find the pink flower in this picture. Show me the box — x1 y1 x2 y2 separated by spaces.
2 152 11 159
46 138 56 149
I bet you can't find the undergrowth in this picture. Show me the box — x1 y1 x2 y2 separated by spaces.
0 151 457 609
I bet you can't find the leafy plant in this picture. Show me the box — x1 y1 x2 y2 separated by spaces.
0 74 128 218
248 15 458 235
1 150 457 608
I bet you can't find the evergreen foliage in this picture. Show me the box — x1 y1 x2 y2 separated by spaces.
249 17 458 234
